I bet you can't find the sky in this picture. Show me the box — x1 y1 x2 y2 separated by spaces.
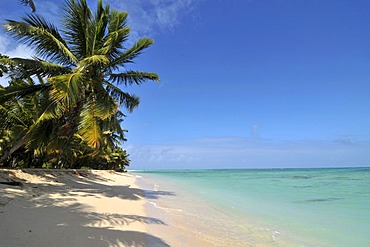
0 0 369 169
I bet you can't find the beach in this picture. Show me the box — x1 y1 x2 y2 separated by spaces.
0 169 159 246
1 168 369 247
0 169 212 247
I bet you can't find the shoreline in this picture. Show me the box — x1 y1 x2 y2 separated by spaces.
137 173 215 246
0 168 297 246
0 168 333 246
136 171 287 247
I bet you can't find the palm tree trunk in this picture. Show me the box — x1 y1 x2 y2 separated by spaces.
0 137 25 164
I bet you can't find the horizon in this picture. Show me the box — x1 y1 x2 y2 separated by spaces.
129 166 370 171
1 0 369 169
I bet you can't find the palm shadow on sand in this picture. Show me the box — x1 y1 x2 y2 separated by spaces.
0 170 173 246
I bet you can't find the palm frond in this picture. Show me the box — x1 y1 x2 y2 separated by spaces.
97 10 129 59
0 105 27 127
3 57 71 79
19 0 36 12
78 55 109 71
0 83 51 104
108 10 128 34
26 118 57 151
98 27 130 58
92 85 118 120
0 55 14 77
93 0 110 51
63 0 94 58
84 92 117 121
109 70 159 85
31 101 63 127
78 102 102 149
102 110 127 142
108 38 154 70
104 80 140 112
4 14 77 65
48 73 85 109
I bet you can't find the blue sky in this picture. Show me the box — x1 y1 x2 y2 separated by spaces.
1 0 369 169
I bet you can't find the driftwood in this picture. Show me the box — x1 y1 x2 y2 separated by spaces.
0 181 23 186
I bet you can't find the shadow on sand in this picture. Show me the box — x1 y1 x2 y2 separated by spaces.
0 169 173 247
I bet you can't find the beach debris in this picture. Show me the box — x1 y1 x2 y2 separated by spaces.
0 181 23 187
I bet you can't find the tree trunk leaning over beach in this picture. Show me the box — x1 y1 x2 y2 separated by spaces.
0 0 159 169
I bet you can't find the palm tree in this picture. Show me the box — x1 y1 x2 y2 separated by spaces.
0 0 159 168
19 0 36 12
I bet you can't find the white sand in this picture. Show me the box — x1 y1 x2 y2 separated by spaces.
0 169 169 247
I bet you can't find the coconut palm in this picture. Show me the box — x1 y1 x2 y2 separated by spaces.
0 76 49 167
0 0 159 168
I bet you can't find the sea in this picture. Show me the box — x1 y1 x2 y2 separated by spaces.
134 168 370 246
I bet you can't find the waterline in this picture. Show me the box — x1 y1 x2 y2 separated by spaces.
135 168 370 246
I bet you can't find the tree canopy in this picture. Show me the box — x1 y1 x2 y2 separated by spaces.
0 0 159 170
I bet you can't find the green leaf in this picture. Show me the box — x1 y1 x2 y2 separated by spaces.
104 80 140 112
3 57 71 79
108 38 154 69
109 70 159 85
78 55 110 70
48 72 84 109
63 0 94 58
4 14 77 65
78 103 102 149
0 83 51 104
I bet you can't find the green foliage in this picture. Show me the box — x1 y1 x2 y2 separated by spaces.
0 0 159 169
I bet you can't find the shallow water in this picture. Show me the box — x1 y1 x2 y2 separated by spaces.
135 168 370 246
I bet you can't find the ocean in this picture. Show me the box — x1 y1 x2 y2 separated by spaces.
134 168 370 246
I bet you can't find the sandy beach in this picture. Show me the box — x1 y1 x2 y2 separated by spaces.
0 169 300 247
2 169 367 246
0 169 211 247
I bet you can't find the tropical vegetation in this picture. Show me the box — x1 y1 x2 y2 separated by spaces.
0 0 159 170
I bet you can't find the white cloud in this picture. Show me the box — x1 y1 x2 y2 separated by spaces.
125 137 370 169
2 44 33 59
107 0 202 38
0 35 10 50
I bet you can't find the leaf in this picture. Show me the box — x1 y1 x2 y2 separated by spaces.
63 0 94 58
19 0 36 12
108 10 128 34
104 80 140 112
0 83 51 104
98 27 130 58
48 72 84 109
0 105 27 127
109 70 159 85
4 57 71 79
78 55 109 70
108 38 154 69
78 103 102 149
4 14 77 65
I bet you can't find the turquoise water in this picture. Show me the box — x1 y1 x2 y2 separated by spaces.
136 168 370 246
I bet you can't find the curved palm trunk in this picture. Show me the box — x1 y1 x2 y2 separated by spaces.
0 137 25 164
